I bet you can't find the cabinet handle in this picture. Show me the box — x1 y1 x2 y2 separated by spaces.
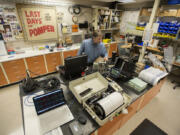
52 59 57 62
11 61 18 64
12 67 17 70
51 54 56 56
34 61 39 64
16 76 21 80
14 71 21 74
12 66 20 70
34 71 41 75
51 62 57 66
34 67 41 70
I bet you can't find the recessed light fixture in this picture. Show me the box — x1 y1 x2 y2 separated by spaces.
118 0 136 3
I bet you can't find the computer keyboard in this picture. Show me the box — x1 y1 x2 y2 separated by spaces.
33 89 66 115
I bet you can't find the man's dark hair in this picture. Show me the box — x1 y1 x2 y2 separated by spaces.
92 30 102 38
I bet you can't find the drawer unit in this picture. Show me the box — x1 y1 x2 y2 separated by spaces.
139 84 160 111
2 59 26 83
0 65 8 86
25 55 47 77
63 49 78 59
120 96 143 127
45 52 62 72
98 113 123 135
138 80 165 111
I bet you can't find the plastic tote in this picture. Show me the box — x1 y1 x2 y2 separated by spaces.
168 0 180 5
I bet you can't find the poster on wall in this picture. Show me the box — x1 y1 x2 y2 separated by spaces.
0 6 22 41
17 5 58 41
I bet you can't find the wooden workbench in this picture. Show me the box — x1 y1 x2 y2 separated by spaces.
92 78 166 135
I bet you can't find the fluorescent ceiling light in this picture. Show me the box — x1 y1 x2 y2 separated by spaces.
118 0 135 3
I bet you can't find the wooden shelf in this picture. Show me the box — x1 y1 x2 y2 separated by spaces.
120 43 132 49
153 36 180 42
111 22 119 24
101 28 119 31
100 14 110 16
126 33 143 37
120 43 162 53
173 62 180 67
135 45 162 53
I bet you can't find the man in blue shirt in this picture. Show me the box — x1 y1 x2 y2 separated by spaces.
78 30 108 65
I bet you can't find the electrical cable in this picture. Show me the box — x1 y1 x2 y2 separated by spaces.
39 77 61 91
24 93 37 107
27 69 65 85
22 69 66 93
21 70 39 93
27 69 41 76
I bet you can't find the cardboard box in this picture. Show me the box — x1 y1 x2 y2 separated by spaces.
176 9 180 17
140 8 152 16
159 9 178 17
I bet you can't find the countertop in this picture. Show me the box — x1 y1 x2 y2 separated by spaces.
0 44 81 63
0 41 123 63
19 72 153 135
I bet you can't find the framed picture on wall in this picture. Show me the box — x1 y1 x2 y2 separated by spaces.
17 4 58 42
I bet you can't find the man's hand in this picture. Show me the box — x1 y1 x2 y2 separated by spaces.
104 57 108 62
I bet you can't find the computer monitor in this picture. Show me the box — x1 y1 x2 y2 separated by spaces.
64 54 88 79
114 57 124 68
113 57 135 80
121 61 135 77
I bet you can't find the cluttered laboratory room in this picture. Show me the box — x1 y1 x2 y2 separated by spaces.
0 0 180 135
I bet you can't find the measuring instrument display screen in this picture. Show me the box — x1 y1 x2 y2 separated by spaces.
111 68 120 77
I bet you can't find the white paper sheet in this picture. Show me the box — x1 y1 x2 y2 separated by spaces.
0 41 7 56
139 67 168 85
97 92 124 116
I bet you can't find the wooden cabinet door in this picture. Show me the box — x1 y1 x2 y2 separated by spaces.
98 96 143 135
63 49 78 59
2 59 26 83
138 80 164 110
108 43 117 58
0 66 8 86
120 97 143 127
25 55 47 77
98 114 124 135
45 52 62 73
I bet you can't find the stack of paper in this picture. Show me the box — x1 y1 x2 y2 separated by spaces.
128 77 148 92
